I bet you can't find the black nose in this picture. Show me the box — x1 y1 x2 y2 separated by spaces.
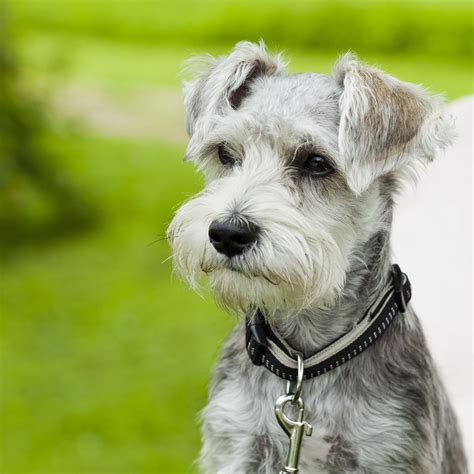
208 220 259 258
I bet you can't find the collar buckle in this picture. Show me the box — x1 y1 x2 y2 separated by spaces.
392 264 407 313
246 309 267 366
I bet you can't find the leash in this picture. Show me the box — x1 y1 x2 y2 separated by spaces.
245 264 411 473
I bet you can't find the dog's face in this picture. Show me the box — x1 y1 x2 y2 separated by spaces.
168 42 453 316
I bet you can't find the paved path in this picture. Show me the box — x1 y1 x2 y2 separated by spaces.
393 95 473 463
52 85 187 143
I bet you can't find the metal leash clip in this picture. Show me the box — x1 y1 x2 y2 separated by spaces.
274 353 312 474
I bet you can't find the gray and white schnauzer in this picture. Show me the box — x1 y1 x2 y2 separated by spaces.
168 41 467 473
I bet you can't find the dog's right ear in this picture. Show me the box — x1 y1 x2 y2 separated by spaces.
183 41 286 137
333 53 455 195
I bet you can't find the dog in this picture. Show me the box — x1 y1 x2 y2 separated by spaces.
168 41 467 473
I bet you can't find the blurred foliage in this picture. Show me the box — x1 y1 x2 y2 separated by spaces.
8 0 473 59
1 0 472 473
1 134 230 473
0 16 97 247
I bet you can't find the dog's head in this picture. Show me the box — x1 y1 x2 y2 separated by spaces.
168 41 453 316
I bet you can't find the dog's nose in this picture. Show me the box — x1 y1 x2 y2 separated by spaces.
208 220 259 258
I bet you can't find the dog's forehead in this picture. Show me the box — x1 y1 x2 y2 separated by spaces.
216 72 342 156
245 72 341 122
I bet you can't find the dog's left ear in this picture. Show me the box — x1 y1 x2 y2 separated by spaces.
333 54 455 195
183 41 286 137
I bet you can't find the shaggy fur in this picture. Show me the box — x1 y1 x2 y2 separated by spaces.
168 41 467 473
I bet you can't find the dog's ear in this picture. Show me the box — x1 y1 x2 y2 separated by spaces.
333 54 455 195
183 41 286 136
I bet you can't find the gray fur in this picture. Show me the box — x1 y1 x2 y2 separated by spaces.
168 41 467 473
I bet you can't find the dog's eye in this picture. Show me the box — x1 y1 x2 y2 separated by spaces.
217 146 236 167
303 155 334 176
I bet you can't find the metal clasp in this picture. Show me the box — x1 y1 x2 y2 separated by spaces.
274 353 312 473
286 352 304 403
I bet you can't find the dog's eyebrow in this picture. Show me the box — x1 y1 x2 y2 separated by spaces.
290 138 332 164
184 141 219 162
291 139 312 162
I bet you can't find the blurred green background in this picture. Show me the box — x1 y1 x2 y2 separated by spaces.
1 1 472 472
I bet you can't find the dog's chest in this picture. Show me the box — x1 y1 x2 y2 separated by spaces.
203 359 368 472
201 323 419 473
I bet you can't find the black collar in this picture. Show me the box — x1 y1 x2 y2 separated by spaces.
245 264 411 381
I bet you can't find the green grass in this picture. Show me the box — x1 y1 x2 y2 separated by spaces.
1 134 234 473
7 0 473 58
